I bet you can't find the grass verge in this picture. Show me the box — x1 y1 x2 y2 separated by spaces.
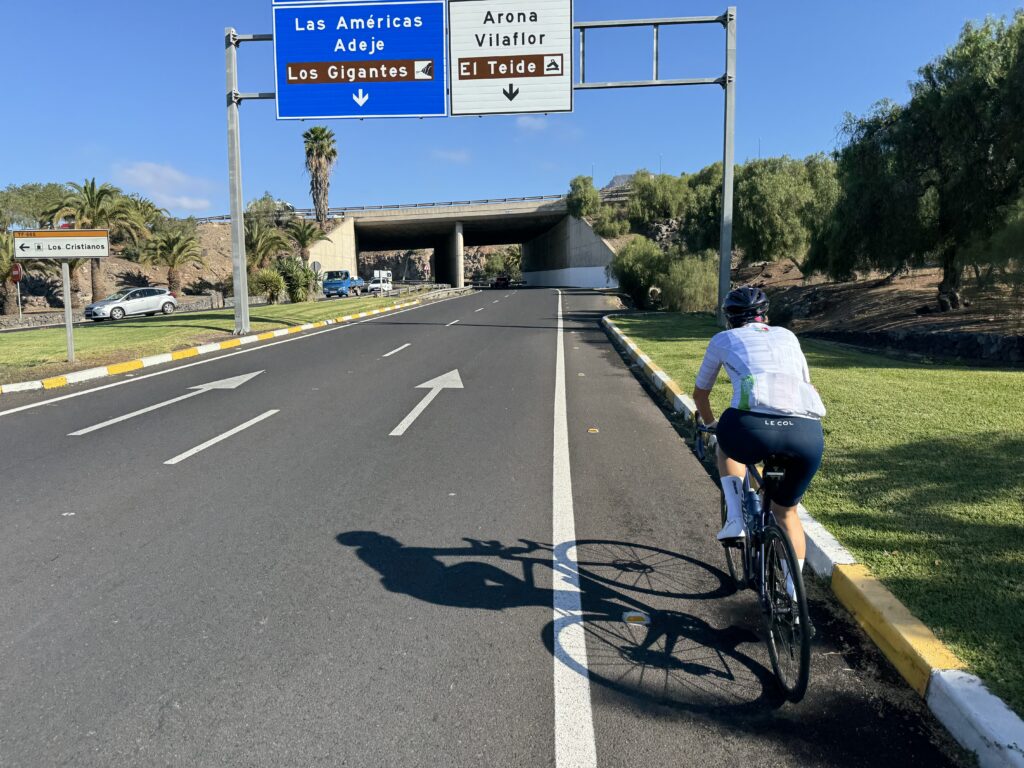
0 292 427 384
613 311 1024 715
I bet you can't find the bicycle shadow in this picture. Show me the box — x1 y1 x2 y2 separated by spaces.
336 532 782 713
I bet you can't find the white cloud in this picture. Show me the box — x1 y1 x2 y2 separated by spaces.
112 162 212 212
431 149 472 165
516 116 548 132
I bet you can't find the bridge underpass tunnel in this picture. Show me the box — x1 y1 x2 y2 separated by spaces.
344 201 618 289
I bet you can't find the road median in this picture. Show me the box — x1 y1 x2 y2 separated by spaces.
602 312 1024 768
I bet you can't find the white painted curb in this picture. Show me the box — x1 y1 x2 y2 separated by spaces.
927 670 1024 768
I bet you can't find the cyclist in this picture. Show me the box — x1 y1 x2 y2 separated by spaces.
692 286 826 596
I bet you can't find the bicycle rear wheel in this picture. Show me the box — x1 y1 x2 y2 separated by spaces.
718 491 743 592
762 525 811 702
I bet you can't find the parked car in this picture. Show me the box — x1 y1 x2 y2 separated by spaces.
86 287 178 321
367 277 393 294
322 270 365 298
492 275 511 289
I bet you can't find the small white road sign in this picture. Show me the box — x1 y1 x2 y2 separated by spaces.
14 230 110 259
449 0 573 116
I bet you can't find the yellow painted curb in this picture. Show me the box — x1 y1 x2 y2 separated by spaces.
0 295 441 396
664 380 684 398
107 360 144 375
832 564 965 696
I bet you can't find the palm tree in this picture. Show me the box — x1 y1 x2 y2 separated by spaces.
287 219 330 265
48 179 146 300
0 230 17 316
244 218 291 271
143 231 204 295
302 126 338 230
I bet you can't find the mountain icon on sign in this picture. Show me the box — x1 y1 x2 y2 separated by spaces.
544 55 563 75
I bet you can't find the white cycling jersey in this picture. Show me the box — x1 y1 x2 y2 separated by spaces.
695 322 826 419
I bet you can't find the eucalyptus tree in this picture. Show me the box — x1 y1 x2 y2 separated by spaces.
302 126 338 229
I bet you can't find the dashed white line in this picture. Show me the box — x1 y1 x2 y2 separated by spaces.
492 300 500 304
164 410 279 465
474 308 485 313
446 320 460 327
382 343 411 358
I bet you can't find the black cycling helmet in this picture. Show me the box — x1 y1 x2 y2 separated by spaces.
723 286 769 326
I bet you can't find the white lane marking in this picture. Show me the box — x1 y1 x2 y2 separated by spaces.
474 308 485 313
389 369 463 437
382 343 411 358
446 319 460 327
0 295 472 419
68 372 263 436
552 289 597 768
164 410 278 465
492 300 500 304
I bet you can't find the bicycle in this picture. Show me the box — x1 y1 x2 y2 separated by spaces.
693 416 812 702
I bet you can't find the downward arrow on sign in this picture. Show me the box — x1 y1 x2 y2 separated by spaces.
353 89 370 107
503 83 520 101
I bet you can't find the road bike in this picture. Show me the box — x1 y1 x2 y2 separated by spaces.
694 417 812 702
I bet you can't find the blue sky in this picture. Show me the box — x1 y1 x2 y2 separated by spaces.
2 1 1019 217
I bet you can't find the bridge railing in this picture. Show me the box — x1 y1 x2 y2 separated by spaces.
193 187 632 224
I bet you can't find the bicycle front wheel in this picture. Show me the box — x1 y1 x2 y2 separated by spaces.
762 525 811 702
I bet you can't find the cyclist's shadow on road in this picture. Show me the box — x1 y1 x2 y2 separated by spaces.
336 531 781 713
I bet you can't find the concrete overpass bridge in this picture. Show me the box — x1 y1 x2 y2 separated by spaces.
201 193 623 288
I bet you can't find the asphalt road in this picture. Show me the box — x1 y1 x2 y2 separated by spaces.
0 289 968 767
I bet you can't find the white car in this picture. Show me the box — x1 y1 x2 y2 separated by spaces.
85 287 179 321
367 278 393 294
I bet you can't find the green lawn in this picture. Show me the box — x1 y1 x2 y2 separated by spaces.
0 292 426 385
613 312 1024 715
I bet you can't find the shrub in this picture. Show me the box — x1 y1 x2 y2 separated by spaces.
607 236 669 309
592 205 630 238
627 170 691 229
250 268 286 304
567 175 601 219
276 258 317 302
660 249 719 313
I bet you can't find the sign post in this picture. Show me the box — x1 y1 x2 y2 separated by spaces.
11 262 23 321
449 0 573 116
14 229 110 364
272 1 448 120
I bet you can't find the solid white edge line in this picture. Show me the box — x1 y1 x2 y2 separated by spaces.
0 293 472 419
552 288 598 768
382 343 411 358
164 410 279 465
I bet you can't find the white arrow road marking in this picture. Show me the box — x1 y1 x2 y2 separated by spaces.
164 410 278 465
353 89 369 107
382 343 411 358
389 369 463 437
68 371 263 436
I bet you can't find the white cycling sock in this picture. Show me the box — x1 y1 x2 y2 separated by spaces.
721 475 744 525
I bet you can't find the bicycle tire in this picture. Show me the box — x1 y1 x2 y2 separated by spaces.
762 525 812 702
718 491 743 592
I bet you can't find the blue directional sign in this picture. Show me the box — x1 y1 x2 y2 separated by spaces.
272 1 447 119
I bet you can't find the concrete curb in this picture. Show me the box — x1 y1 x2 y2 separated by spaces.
601 314 1024 768
0 300 422 396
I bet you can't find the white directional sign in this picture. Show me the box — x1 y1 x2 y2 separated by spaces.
448 0 573 116
13 230 110 259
